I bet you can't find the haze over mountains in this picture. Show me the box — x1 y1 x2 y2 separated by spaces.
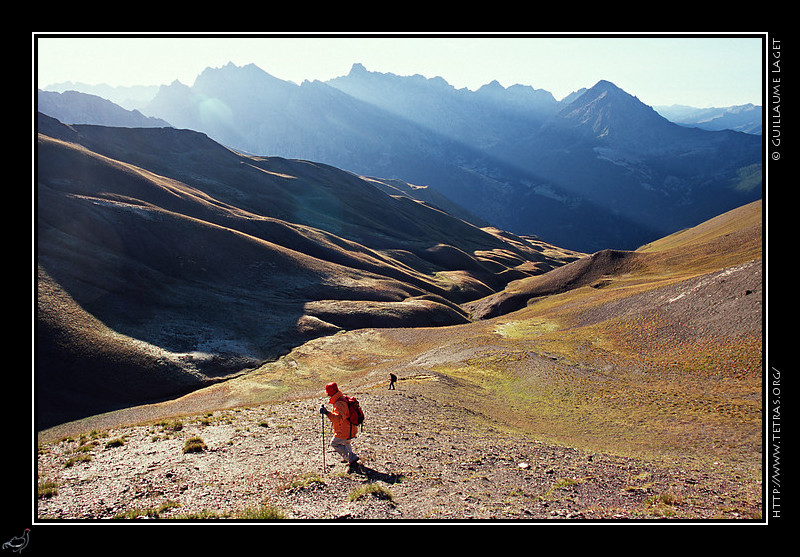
41 62 762 252
37 89 170 129
654 103 762 134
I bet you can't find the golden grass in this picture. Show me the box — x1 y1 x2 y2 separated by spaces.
408 201 763 473
426 315 761 473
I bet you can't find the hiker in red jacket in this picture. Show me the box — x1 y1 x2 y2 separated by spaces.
319 382 360 470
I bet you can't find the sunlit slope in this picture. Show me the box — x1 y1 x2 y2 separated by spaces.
421 200 763 468
465 200 762 319
636 199 762 271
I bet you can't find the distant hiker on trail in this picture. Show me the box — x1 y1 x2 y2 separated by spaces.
319 382 361 471
388 373 397 390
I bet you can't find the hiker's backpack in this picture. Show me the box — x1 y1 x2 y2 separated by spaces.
342 395 365 437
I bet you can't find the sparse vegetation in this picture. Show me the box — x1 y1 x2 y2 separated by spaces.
349 483 394 503
236 504 287 520
183 437 207 454
644 490 684 517
166 503 286 520
38 480 59 499
64 454 92 468
37 389 762 520
162 420 183 432
285 473 326 491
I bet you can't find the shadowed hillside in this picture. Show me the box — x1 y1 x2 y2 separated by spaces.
36 113 581 428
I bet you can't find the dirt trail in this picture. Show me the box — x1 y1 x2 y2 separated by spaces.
37 378 762 521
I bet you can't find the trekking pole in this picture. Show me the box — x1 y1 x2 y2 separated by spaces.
321 412 326 472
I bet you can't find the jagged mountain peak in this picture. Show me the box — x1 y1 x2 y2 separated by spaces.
349 62 369 74
478 79 505 91
554 79 673 143
193 61 293 93
565 79 658 116
341 62 455 92
591 79 624 92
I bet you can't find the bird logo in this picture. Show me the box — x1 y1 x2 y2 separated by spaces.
2 528 29 553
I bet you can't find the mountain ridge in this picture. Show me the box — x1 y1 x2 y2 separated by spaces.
39 62 762 252
42 69 761 135
37 89 171 128
548 79 675 145
141 62 762 252
655 103 762 134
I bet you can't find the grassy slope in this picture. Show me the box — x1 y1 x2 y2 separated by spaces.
418 200 763 473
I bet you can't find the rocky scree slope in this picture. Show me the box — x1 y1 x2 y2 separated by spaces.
37 380 762 521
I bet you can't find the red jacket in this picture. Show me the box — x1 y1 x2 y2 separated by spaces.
327 391 356 439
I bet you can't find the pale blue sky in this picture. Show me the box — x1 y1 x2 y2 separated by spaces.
34 33 765 108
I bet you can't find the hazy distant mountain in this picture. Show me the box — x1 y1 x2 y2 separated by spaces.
38 89 171 128
491 80 762 244
327 63 561 150
142 63 524 232
329 73 761 251
42 81 161 111
135 62 761 252
655 103 762 135
144 63 451 170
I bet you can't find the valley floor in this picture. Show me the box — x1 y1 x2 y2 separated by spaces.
37 378 762 522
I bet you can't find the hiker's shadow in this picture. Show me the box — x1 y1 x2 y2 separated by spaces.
352 464 403 484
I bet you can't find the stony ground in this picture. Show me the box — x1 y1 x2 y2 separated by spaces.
37 378 762 522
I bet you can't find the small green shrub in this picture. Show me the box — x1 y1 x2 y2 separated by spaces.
236 504 286 520
183 437 208 454
38 480 59 499
286 473 326 490
554 477 584 489
167 503 287 520
349 483 394 503
64 454 92 468
645 490 684 517
158 420 183 432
